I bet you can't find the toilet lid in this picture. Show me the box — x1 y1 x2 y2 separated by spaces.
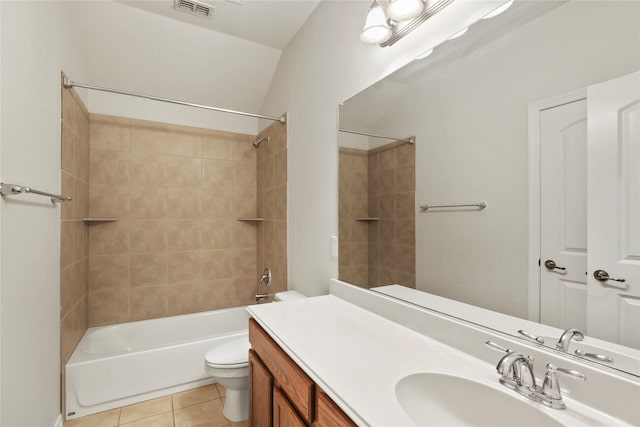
205 336 250 368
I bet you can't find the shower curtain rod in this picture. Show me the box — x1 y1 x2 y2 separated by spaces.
338 128 415 144
63 77 286 124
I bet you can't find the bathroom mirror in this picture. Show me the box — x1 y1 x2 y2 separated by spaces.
338 0 640 376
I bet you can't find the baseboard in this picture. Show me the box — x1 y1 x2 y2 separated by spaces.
53 414 63 427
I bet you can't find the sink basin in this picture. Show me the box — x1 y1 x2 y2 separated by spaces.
395 373 563 426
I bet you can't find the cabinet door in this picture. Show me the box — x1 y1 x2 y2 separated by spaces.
274 387 306 427
250 350 273 427
250 319 315 423
315 390 356 427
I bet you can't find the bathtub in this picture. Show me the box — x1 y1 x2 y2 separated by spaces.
65 306 249 420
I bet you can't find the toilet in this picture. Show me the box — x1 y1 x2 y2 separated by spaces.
204 290 306 421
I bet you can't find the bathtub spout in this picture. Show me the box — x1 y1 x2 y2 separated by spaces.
255 293 272 303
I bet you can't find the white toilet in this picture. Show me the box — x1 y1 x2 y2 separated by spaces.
205 336 251 421
204 291 306 421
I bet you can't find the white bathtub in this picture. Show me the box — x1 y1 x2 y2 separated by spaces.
65 306 249 420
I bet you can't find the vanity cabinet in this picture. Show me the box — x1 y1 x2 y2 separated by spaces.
249 318 355 427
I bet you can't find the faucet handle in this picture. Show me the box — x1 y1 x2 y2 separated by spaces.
484 340 512 353
518 329 545 344
546 363 586 381
539 363 586 409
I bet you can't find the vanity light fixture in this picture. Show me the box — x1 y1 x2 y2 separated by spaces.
415 48 434 59
360 0 393 44
481 0 514 19
386 0 424 22
447 26 468 40
360 0 454 47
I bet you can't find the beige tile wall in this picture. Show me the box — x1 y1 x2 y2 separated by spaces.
338 141 415 288
338 148 370 287
256 120 288 297
368 141 415 287
61 82 90 367
87 114 260 326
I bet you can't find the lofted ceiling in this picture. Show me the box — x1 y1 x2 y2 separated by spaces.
68 0 321 122
118 0 321 50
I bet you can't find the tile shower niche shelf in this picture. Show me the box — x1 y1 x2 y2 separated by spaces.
355 218 380 221
83 218 119 223
237 217 264 222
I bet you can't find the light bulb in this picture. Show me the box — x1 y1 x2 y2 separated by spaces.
360 0 392 44
387 0 424 22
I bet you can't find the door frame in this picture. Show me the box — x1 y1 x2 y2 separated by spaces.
527 88 586 322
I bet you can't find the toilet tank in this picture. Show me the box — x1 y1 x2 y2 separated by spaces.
274 291 306 302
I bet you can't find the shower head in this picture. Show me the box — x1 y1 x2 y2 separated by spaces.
253 136 270 148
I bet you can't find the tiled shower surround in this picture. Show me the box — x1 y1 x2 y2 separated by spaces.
256 120 288 297
338 140 415 288
60 84 287 419
86 114 287 326
60 82 90 367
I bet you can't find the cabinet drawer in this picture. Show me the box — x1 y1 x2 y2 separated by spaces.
249 318 315 424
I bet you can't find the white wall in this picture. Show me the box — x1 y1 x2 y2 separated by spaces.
0 2 87 425
262 0 505 296
337 132 368 151
72 0 281 135
88 91 259 135
369 1 639 318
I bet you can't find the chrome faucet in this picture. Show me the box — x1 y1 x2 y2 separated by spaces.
258 267 271 286
496 352 537 390
555 328 613 362
255 267 272 303
556 328 584 352
486 340 586 410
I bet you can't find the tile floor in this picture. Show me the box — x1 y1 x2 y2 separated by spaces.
64 384 248 427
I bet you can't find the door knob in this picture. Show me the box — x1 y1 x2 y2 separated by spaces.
544 260 566 271
593 270 626 283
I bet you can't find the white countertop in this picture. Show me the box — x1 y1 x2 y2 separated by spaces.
247 293 636 427
248 295 511 426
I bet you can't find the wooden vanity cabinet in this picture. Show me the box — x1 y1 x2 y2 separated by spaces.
249 318 356 427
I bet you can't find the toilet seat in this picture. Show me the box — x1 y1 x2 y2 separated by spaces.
205 336 250 369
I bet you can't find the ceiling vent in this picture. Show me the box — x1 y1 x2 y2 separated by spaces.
174 0 214 19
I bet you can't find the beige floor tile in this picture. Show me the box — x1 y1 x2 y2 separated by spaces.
119 396 173 424
174 400 228 427
215 384 226 398
64 408 120 427
119 412 174 427
172 384 220 409
229 421 248 427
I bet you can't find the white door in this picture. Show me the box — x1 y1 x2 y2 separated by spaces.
540 99 588 330
587 71 640 349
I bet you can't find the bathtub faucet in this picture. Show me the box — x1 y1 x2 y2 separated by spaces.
255 268 272 303
255 293 272 302
259 267 271 287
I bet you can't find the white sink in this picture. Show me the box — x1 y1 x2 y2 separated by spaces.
395 373 563 426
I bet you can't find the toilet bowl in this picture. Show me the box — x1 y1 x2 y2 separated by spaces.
204 290 306 421
204 335 251 422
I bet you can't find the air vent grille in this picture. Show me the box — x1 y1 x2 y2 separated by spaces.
174 0 214 19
